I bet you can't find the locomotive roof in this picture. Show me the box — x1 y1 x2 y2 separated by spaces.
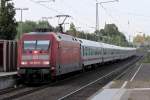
78 38 103 48
56 33 80 43
24 32 80 43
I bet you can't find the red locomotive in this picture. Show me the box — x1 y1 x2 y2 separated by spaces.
17 32 81 82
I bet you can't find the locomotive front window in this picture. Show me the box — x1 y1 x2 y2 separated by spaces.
24 41 36 50
36 40 50 51
23 40 50 51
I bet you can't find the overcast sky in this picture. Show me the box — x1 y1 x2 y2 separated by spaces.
13 0 150 41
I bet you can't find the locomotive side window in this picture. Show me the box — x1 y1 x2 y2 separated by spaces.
24 41 36 50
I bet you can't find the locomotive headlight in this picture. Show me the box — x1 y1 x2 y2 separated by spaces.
42 69 49 74
21 61 27 65
18 69 26 74
43 61 49 65
51 67 55 70
17 67 20 70
33 50 38 54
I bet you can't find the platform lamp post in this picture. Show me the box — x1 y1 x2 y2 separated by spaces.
15 8 29 39
95 0 119 37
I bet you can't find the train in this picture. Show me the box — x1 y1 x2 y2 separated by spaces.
17 32 136 83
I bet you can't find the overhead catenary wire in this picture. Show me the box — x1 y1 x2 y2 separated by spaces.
58 0 95 30
103 7 148 34
29 0 64 14
29 0 95 32
100 5 149 41
100 4 125 31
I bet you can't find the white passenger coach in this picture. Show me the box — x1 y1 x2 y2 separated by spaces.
78 38 136 67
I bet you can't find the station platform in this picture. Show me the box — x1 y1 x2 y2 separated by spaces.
0 71 17 77
88 63 150 100
0 71 17 90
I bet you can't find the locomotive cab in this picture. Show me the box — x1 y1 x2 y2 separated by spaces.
18 32 82 83
18 32 53 83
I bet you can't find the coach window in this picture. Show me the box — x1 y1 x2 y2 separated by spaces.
82 46 84 56
83 47 85 56
104 49 106 55
95 49 97 55
89 48 91 55
91 48 93 55
85 47 88 56
99 49 101 55
98 49 100 55
85 47 87 56
111 49 113 55
94 49 96 55
88 48 90 56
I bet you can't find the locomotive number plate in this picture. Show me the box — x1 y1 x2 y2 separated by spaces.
32 55 39 59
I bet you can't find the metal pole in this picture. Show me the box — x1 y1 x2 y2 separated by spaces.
0 0 1 8
15 8 29 39
96 3 99 32
20 9 23 39
95 0 119 40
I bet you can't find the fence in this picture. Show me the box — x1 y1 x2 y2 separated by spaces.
0 40 17 72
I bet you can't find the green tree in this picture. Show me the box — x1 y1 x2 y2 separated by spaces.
98 24 128 46
67 23 77 37
133 34 145 45
66 23 129 46
17 21 37 38
0 0 17 40
16 20 54 39
37 21 53 29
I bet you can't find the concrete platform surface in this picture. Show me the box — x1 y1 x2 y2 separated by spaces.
0 71 17 90
0 71 17 77
89 63 150 100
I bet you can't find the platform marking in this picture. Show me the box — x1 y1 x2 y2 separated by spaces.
103 81 115 89
130 64 143 82
132 88 150 91
121 81 128 88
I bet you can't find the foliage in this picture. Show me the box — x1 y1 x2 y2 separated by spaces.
133 34 150 48
99 24 128 46
16 21 36 38
133 34 145 45
66 23 77 37
66 23 129 46
0 0 17 40
67 23 128 46
16 20 54 39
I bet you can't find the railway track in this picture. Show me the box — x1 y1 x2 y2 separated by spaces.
58 56 143 100
0 56 142 100
0 68 88 100
0 85 26 96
